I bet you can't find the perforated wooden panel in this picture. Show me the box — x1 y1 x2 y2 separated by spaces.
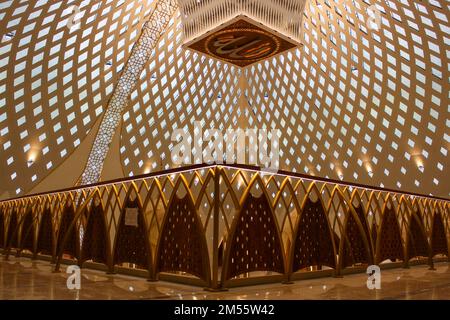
224 193 285 280
56 203 78 259
156 194 210 282
6 210 18 248
291 198 336 272
36 207 53 256
377 206 404 263
0 207 4 248
20 209 34 253
355 204 373 256
80 203 108 265
113 198 151 270
342 206 370 268
406 210 429 260
431 210 448 257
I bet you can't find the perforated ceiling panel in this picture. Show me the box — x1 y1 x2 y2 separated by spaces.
121 0 449 198
0 0 155 196
0 0 449 199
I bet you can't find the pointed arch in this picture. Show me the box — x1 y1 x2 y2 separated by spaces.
36 201 54 257
431 208 448 257
289 183 337 274
113 183 152 272
376 195 404 263
6 208 18 249
19 204 36 254
0 205 5 249
340 189 373 268
406 206 430 261
350 189 373 257
366 191 383 253
56 198 79 259
222 174 286 282
155 176 211 284
80 191 110 266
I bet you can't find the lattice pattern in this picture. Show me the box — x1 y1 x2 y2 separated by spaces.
431 210 448 257
36 207 53 256
80 0 178 184
342 205 371 268
291 197 336 272
224 192 285 280
406 210 429 260
0 207 4 248
123 0 449 198
0 0 156 196
113 197 151 270
354 202 374 257
6 209 18 248
80 201 109 265
20 208 34 253
156 193 210 282
376 202 404 263
0 165 448 288
56 202 78 259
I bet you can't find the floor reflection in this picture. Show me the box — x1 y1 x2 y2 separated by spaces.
0 257 449 300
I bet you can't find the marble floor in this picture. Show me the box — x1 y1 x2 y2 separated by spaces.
0 257 449 300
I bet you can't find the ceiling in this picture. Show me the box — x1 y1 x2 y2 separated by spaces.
0 0 449 199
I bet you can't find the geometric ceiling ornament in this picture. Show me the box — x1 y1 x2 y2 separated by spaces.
179 0 305 67
179 0 306 44
186 16 299 67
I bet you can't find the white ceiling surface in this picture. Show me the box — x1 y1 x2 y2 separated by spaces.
0 0 449 199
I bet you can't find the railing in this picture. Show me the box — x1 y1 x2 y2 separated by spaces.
0 164 449 289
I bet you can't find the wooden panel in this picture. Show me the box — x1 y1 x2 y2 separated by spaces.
377 206 404 263
113 197 151 270
20 209 35 253
0 207 4 249
431 210 448 257
56 203 79 259
156 194 210 283
36 207 53 256
291 198 336 272
224 193 285 280
6 210 18 248
406 210 429 260
342 205 371 267
80 202 109 265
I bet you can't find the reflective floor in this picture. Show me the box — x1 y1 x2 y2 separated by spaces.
0 257 449 300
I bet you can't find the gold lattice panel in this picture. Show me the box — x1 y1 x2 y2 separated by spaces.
121 1 449 198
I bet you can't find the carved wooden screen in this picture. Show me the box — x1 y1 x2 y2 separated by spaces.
20 209 35 253
156 194 210 283
377 205 404 263
406 210 429 260
0 207 4 249
431 210 448 257
355 204 373 256
371 219 378 252
56 203 79 259
80 201 109 265
342 206 371 268
36 207 53 256
223 193 285 281
291 198 336 272
113 197 151 270
6 210 18 248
